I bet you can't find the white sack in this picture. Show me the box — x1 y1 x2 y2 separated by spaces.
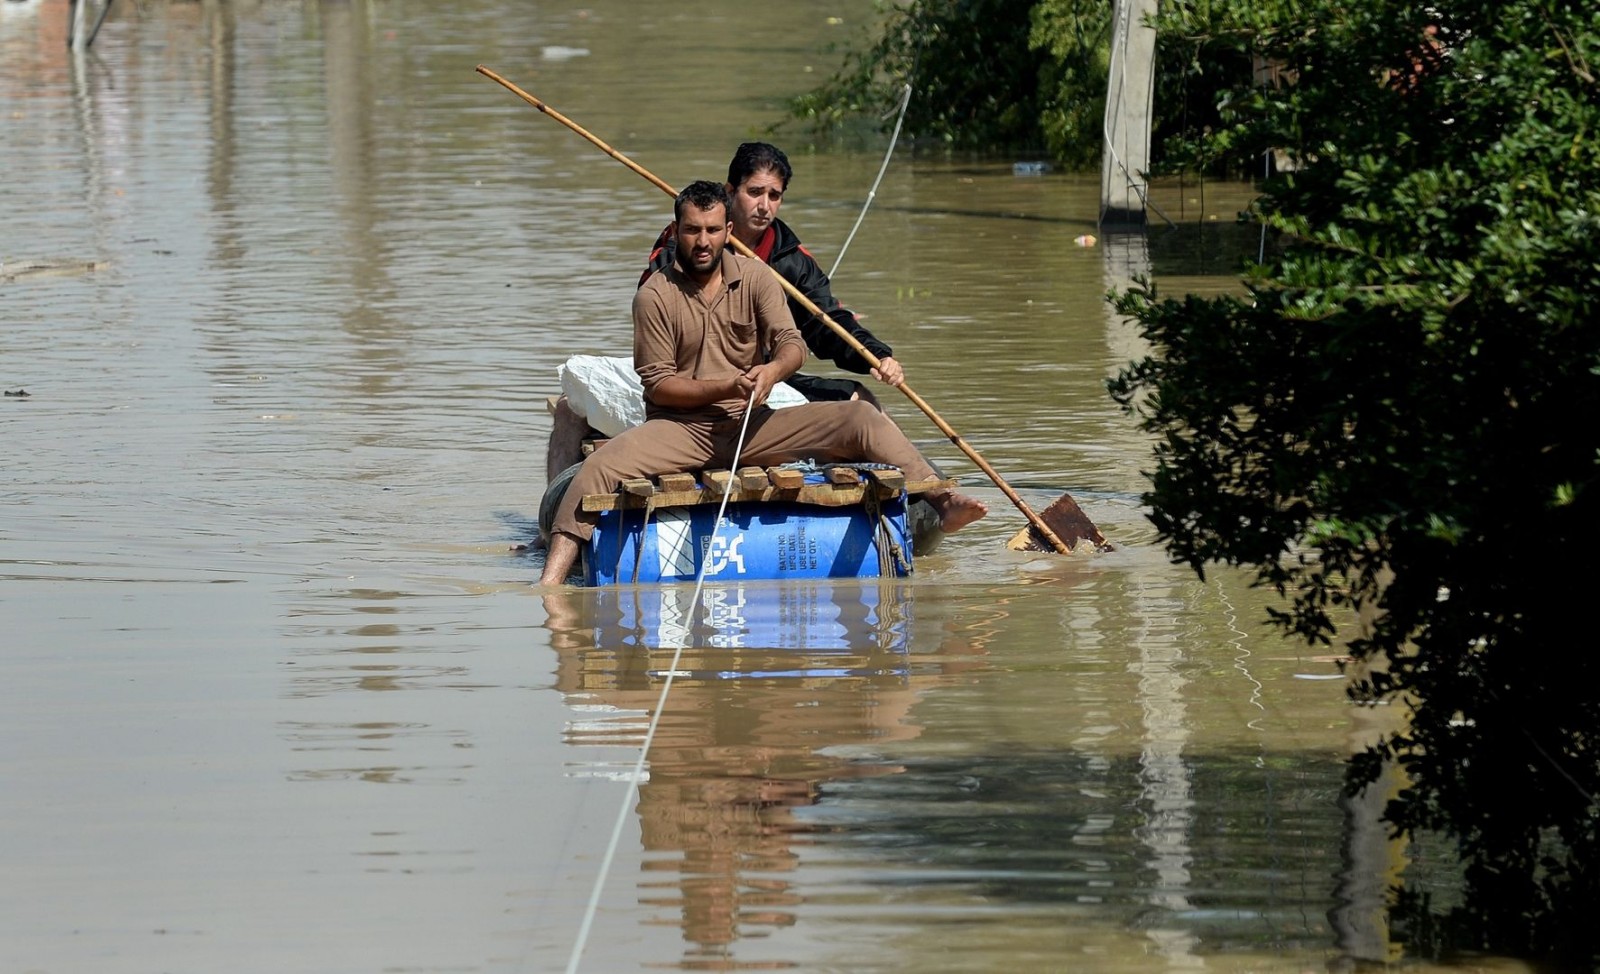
559 354 807 437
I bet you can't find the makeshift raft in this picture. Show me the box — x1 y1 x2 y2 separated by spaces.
545 463 951 586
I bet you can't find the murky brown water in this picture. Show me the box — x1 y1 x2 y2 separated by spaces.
1 2 1497 972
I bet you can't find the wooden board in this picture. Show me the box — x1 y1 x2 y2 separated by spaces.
766 466 805 490
863 468 906 491
582 471 954 513
1004 491 1112 553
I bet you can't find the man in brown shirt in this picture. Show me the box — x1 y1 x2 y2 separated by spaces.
539 181 985 585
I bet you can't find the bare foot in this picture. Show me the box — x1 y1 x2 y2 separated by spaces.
928 489 987 532
511 533 548 553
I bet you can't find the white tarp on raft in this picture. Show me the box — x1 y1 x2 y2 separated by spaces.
558 354 806 436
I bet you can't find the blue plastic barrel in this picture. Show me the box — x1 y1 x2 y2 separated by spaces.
584 495 912 585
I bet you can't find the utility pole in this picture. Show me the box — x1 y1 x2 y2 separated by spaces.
1101 0 1158 228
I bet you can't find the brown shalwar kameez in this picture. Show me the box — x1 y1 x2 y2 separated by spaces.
549 250 938 543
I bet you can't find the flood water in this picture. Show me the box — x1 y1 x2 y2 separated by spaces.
1 2 1495 972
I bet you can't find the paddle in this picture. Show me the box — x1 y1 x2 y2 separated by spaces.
476 65 1108 554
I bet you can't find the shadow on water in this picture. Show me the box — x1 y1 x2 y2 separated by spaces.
1145 220 1279 279
860 202 1100 228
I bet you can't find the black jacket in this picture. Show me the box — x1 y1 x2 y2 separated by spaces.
641 218 893 376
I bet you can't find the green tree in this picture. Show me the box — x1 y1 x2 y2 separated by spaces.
1109 0 1600 963
790 1 1050 155
788 0 1249 174
1028 0 1112 166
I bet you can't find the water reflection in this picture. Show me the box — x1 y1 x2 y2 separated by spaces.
1330 693 1409 968
542 582 952 967
1100 230 1405 969
323 0 404 356
203 0 244 266
1128 574 1202 967
531 570 1413 969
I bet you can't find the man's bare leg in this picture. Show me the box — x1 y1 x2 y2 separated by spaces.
925 488 988 532
546 396 590 484
539 531 583 586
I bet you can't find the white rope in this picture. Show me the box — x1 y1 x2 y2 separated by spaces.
829 83 913 278
563 386 761 974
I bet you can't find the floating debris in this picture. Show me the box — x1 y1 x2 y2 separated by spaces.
0 259 107 283
5 389 31 397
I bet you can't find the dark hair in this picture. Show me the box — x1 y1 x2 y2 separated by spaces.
727 142 792 190
674 180 732 224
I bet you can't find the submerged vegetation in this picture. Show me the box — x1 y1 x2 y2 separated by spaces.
801 0 1600 964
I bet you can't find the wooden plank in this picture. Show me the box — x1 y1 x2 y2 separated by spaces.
863 468 907 492
581 477 955 513
657 472 697 492
582 484 860 511
826 466 861 486
580 438 609 457
737 466 768 491
766 466 806 489
545 395 562 416
700 469 733 492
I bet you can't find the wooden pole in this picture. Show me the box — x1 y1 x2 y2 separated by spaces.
477 65 1104 554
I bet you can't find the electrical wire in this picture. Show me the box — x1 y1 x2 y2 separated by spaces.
830 83 913 279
